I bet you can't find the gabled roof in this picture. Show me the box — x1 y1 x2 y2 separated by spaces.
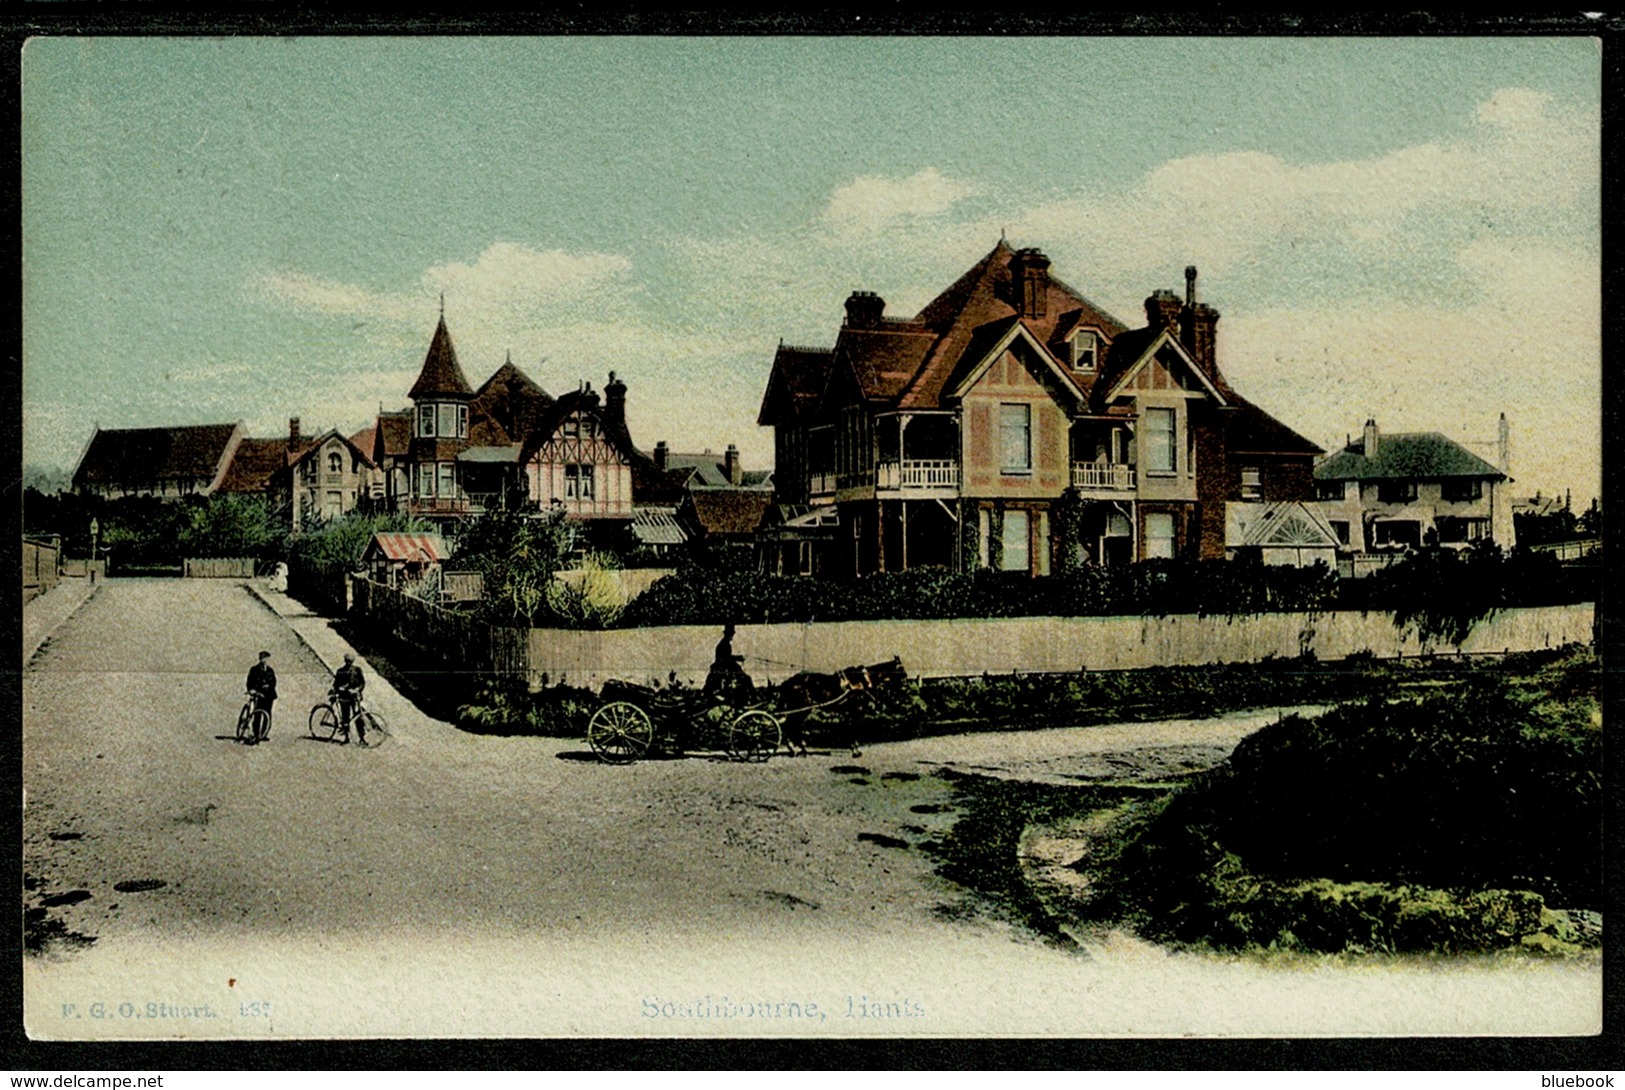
473 356 552 441
1224 392 1323 456
288 428 377 470
758 344 832 426
683 489 773 537
941 318 1087 406
217 436 293 494
896 240 1128 410
72 423 243 490
374 411 413 460
1316 432 1505 481
364 532 448 563
1091 325 1228 409
408 317 474 400
515 388 636 467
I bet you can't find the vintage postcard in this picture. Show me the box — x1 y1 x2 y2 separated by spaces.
19 32 1603 1042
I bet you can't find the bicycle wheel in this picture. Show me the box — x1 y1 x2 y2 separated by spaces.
236 703 253 743
726 709 782 763
353 710 388 748
309 704 340 742
250 709 272 743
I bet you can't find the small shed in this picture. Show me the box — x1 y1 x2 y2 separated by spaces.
363 532 449 589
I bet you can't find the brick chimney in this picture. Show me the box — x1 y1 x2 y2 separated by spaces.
1178 267 1221 377
1497 412 1510 473
1145 289 1182 331
654 440 669 472
1009 248 1051 320
287 416 301 453
604 370 627 434
1363 419 1379 459
844 291 885 329
724 443 742 486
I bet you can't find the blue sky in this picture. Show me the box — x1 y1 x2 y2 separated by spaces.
22 36 1601 501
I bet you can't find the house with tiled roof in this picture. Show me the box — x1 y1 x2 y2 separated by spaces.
758 240 1327 577
72 422 246 499
1314 418 1515 554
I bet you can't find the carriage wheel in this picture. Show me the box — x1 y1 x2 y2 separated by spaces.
726 709 782 763
587 702 655 765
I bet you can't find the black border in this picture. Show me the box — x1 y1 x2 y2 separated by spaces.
3 8 1619 1074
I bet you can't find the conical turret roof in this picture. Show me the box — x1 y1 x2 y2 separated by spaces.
409 316 474 400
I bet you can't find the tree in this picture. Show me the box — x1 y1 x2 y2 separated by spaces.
454 509 577 625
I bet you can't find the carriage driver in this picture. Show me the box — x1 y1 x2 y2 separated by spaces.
703 623 752 700
332 653 369 747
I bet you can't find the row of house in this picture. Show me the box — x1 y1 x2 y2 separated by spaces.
70 239 1517 577
70 314 773 554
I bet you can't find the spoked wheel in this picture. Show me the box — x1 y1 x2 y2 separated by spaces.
236 704 254 744
587 702 654 765
309 704 340 742
250 709 272 744
726 709 782 763
353 710 389 748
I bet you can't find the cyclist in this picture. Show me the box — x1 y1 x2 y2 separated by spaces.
244 651 277 745
331 653 368 747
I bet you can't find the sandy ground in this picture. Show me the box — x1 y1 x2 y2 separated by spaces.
22 579 1601 1039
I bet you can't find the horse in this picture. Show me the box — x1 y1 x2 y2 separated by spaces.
774 656 908 757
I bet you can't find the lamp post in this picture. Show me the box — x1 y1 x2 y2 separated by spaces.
89 518 99 583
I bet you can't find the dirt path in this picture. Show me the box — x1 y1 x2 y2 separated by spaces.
22 580 1601 1039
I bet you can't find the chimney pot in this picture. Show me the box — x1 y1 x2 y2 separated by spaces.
288 417 302 452
1145 289 1182 331
724 443 742 487
1363 419 1379 460
844 290 885 329
654 440 668 472
1010 248 1051 320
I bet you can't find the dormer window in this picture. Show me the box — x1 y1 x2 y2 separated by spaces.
1071 330 1098 372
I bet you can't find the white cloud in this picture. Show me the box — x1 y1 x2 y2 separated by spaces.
822 167 979 237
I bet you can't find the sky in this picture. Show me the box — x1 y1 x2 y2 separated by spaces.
21 35 1602 503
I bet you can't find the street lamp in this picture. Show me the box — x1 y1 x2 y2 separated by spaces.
89 518 99 583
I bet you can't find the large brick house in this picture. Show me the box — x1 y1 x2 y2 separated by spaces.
758 240 1325 577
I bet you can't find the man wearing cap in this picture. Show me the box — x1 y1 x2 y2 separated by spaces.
332 652 368 747
244 651 277 745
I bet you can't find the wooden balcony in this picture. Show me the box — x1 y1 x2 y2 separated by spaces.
1071 462 1136 492
404 496 474 516
877 460 960 491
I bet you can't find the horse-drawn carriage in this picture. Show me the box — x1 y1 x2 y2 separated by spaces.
584 657 907 765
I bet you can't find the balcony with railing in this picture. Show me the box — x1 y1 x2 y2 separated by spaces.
877 459 961 491
404 496 474 516
1070 462 1136 492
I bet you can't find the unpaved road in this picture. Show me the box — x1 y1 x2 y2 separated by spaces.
23 580 1600 1038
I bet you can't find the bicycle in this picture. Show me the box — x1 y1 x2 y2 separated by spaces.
236 693 272 745
308 692 389 748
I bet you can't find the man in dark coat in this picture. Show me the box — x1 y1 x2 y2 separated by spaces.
244 651 277 745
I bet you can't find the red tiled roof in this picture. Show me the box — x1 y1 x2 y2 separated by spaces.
73 423 242 489
375 411 413 459
408 317 474 400
758 344 833 426
898 242 1127 409
217 437 291 493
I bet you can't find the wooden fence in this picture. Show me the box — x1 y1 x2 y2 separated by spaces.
183 557 257 578
349 577 527 681
23 537 62 603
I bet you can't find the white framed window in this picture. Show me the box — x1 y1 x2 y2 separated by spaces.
437 403 459 439
1001 510 1029 572
1071 330 1097 371
327 451 343 474
437 462 455 498
1145 511 1176 559
1442 479 1483 503
1000 404 1032 474
418 404 435 438
1146 408 1176 474
565 464 595 500
457 404 469 438
1240 467 1262 500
